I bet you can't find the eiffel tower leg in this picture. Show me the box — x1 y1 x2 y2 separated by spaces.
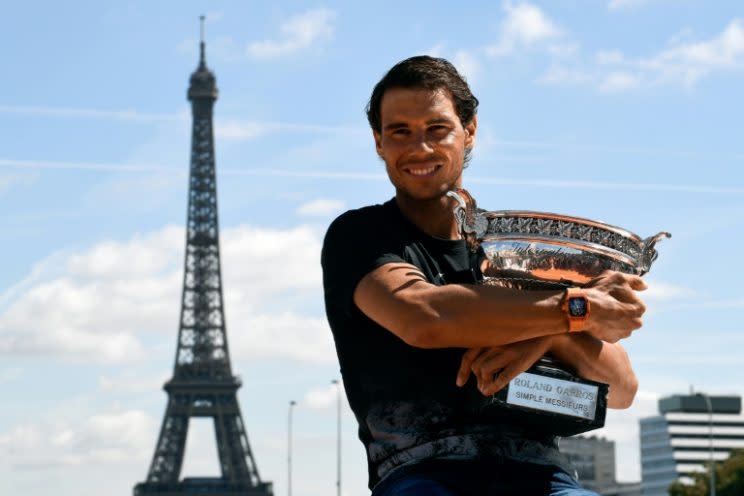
145 397 190 484
213 395 259 484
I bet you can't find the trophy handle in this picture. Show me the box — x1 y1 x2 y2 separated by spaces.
639 231 671 275
447 189 481 252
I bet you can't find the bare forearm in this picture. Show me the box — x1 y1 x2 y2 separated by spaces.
355 264 646 351
549 333 638 409
402 283 568 348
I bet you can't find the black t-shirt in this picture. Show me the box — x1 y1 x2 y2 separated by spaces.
321 199 567 489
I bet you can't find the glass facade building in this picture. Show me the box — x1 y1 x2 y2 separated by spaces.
640 394 744 495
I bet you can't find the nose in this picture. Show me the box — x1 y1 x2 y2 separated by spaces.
410 129 434 153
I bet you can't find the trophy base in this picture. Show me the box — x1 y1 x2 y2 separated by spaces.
477 277 608 437
479 356 608 437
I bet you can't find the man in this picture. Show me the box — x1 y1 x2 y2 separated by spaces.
321 56 645 495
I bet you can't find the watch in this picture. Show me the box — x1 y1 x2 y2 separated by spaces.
562 287 590 333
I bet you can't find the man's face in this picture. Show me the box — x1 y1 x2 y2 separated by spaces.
373 87 476 202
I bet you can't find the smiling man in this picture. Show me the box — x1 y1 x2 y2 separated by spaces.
321 56 646 495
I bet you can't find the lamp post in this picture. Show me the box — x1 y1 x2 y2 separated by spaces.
331 379 342 496
697 393 715 496
288 400 296 496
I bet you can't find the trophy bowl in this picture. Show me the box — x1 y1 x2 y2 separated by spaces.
448 188 670 437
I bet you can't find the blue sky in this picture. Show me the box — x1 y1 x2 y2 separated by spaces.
1 1 743 495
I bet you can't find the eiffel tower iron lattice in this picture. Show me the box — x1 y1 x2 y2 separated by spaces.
134 21 273 496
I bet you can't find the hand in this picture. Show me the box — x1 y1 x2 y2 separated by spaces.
455 336 554 396
583 271 648 343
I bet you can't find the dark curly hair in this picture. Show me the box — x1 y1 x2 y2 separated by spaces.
366 55 479 164
366 55 478 130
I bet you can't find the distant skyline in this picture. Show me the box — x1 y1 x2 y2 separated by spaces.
1 2 743 496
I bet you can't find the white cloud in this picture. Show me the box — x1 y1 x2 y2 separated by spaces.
453 50 481 82
643 281 696 301
97 372 169 394
0 227 183 363
228 312 335 364
641 19 744 87
0 410 156 468
247 8 337 59
0 251 69 309
542 19 744 92
303 381 346 410
0 223 334 364
296 198 345 217
417 45 480 83
66 227 183 279
487 1 563 57
599 71 641 92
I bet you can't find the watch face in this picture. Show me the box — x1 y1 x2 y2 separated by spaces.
568 297 588 317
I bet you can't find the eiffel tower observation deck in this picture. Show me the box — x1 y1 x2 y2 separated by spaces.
134 18 273 496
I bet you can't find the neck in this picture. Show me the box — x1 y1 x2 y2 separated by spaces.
395 192 461 240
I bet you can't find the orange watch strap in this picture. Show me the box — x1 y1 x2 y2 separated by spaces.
563 287 590 333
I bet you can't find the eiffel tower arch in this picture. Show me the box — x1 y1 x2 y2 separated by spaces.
134 19 273 496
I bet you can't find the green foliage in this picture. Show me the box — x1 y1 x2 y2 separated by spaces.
667 449 744 496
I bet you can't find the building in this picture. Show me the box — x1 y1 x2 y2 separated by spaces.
560 435 641 496
640 394 744 496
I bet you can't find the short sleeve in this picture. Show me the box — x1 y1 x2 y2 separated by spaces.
321 209 405 319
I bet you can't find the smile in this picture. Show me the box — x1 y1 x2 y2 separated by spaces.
405 165 441 176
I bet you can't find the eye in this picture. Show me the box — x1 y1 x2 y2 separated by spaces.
429 125 450 136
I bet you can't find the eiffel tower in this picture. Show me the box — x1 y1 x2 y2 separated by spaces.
134 18 273 496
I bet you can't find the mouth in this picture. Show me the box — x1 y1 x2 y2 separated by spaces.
404 164 442 177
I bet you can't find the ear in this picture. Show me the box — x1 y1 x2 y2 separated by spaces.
464 115 477 149
373 130 383 157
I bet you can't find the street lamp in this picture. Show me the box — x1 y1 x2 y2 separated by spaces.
288 400 297 496
697 393 715 496
331 379 342 496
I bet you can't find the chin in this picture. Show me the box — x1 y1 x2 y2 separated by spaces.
399 188 450 202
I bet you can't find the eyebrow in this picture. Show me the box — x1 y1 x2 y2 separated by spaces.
383 122 408 131
382 117 455 131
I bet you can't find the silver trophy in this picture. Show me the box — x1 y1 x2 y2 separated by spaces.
448 188 670 436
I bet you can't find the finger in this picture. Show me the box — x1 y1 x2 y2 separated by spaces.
586 271 610 287
472 351 508 384
627 275 648 291
606 290 647 321
596 270 615 280
629 316 643 331
457 348 483 386
610 286 641 304
470 348 497 374
482 363 523 396
470 348 507 377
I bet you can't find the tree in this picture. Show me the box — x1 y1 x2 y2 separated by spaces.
668 449 744 496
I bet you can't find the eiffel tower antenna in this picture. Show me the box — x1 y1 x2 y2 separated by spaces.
199 15 206 65
134 17 273 496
